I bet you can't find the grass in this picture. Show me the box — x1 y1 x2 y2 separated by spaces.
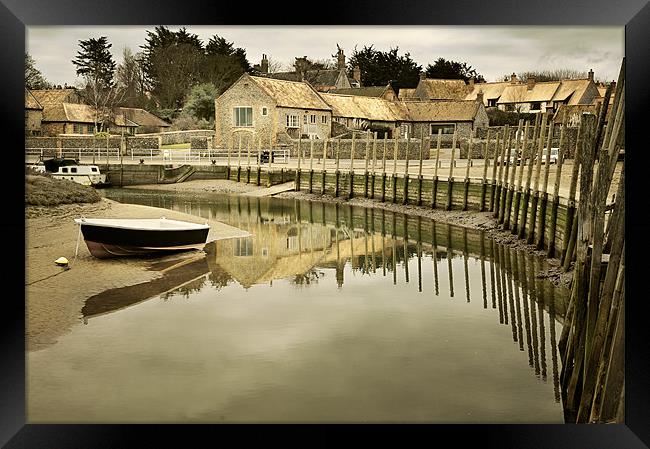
26 173 101 206
161 143 191 149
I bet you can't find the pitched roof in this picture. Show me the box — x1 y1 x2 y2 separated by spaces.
550 79 592 105
25 89 43 110
417 79 469 100
498 82 561 104
265 69 349 88
402 101 481 122
398 88 417 100
113 107 171 128
60 103 138 127
331 86 387 97
320 93 408 122
30 88 79 106
464 81 510 101
249 75 331 111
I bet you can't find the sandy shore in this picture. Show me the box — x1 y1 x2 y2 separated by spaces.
26 198 248 352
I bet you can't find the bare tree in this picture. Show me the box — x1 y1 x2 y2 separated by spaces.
76 75 127 133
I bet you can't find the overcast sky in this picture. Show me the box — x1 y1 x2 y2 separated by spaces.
27 26 624 86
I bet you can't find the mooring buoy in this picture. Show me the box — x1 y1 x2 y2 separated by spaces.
55 257 69 266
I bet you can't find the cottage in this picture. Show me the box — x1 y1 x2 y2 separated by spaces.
214 73 333 146
55 103 139 135
113 107 171 134
401 100 489 140
465 71 600 113
25 89 43 136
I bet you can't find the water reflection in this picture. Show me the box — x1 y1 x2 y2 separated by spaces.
30 189 570 423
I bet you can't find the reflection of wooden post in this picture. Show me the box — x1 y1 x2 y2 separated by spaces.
392 230 397 285
432 129 442 208
494 242 504 323
513 250 525 350
520 254 535 368
499 245 509 325
505 247 517 339
480 232 487 309
432 220 439 296
489 239 497 309
527 255 541 376
447 223 454 297
512 121 530 235
463 228 470 302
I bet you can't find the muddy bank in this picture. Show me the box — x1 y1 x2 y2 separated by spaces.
26 198 248 352
124 179 263 195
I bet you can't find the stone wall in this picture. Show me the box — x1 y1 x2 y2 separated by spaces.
26 136 160 157
289 138 429 160
136 129 215 145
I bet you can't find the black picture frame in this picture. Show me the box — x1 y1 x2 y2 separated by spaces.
3 0 649 446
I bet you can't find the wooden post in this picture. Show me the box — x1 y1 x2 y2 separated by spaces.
392 136 398 203
489 128 501 212
504 119 523 229
561 117 583 265
335 138 341 197
494 125 509 218
364 132 371 198
295 133 302 191
237 133 242 182
462 134 472 211
257 136 262 186
527 113 549 244
498 125 513 223
402 137 410 205
536 115 555 250
432 129 442 208
309 137 314 193
479 129 491 211
227 134 232 180
518 113 542 239
371 133 378 199
446 130 457 211
267 131 273 186
246 134 251 183
349 132 356 199
417 130 424 206
321 139 327 195
381 134 387 202
512 121 530 235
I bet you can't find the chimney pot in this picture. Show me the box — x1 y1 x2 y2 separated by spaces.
527 76 535 90
420 71 426 81
588 69 594 81
510 73 517 84
476 89 484 104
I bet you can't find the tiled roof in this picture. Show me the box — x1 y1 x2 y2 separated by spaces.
398 88 416 100
249 75 332 111
402 101 481 122
25 89 43 110
331 86 387 97
464 82 510 101
320 93 408 121
418 79 469 100
114 107 171 128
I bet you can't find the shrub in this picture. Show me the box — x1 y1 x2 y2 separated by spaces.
26 174 101 206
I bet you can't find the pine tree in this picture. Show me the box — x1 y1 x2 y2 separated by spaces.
25 53 51 89
72 36 116 87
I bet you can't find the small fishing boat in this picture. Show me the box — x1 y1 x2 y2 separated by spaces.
74 217 210 259
42 158 110 187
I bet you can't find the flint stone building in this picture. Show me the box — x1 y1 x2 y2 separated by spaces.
214 74 333 147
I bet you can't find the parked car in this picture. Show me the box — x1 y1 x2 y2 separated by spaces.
536 148 559 164
258 150 276 163
497 149 520 166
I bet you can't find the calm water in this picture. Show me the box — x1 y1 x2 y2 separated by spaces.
28 189 567 423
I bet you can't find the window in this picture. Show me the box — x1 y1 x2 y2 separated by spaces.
310 114 316 124
303 115 308 124
321 115 327 124
233 107 253 127
87 124 95 134
488 99 497 107
61 167 68 173
430 124 455 135
530 102 542 111
505 104 515 112
70 167 77 173
286 114 298 128
91 167 98 172
261 107 268 116
234 237 253 256
73 123 83 134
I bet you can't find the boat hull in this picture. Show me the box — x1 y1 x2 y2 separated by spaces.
79 224 210 259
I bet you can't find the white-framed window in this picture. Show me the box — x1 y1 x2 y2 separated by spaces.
261 107 268 116
73 123 83 134
430 123 455 135
233 107 253 127
286 114 298 128
234 237 253 256
321 115 327 124
87 124 95 134
310 114 316 124
303 115 308 124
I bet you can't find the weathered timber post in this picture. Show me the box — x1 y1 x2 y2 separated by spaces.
370 132 377 199
335 138 341 197
417 130 425 206
381 135 387 202
295 133 302 191
536 115 555 250
462 134 473 211
498 125 513 223
237 134 242 182
512 121 530 234
479 129 492 211
402 137 410 205
363 132 371 197
307 137 314 193
489 128 501 212
348 132 356 199
547 119 566 256
226 134 232 180
246 134 251 183
504 119 524 228
392 136 398 203
518 113 542 239
494 125 509 219
257 136 262 186
527 113 549 244
432 129 442 208
267 131 273 187
560 117 583 265
321 139 327 195
446 130 457 210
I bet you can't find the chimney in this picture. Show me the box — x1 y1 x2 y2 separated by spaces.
261 54 268 74
527 76 535 90
420 71 426 81
510 73 517 84
353 65 361 85
469 77 475 88
588 68 594 81
476 89 484 105
337 46 345 71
